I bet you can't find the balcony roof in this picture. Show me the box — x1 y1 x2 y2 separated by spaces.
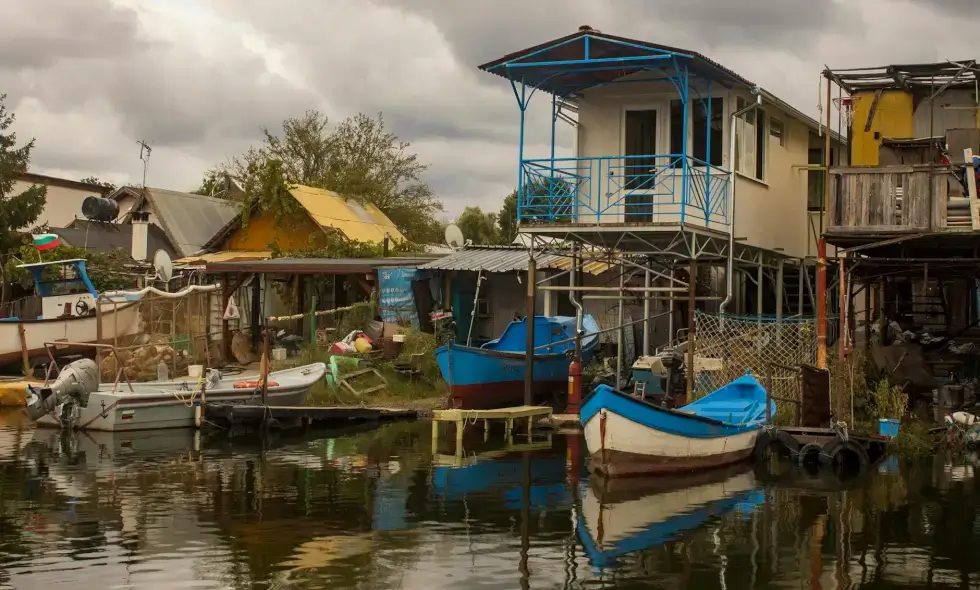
479 27 752 96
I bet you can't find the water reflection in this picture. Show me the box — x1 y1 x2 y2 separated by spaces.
0 413 978 588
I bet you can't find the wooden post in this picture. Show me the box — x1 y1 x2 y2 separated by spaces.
17 324 30 378
524 255 536 407
798 258 805 315
775 259 784 321
816 238 828 369
839 252 847 361
308 295 317 360
260 328 270 406
616 264 625 390
823 73 833 231
686 256 697 403
864 281 871 351
756 262 763 320
765 364 773 423
642 269 652 356
878 279 888 345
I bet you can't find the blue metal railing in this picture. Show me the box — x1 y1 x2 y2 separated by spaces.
519 155 731 227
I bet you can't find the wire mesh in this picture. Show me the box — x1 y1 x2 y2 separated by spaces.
97 289 215 382
693 311 838 404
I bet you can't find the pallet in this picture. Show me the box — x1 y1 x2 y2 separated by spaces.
431 405 554 459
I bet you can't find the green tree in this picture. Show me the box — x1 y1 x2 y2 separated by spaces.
456 206 500 245
497 190 518 244
191 169 226 196
0 95 46 254
205 110 445 245
79 176 116 195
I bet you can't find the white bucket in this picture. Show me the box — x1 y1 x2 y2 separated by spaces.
392 334 406 343
188 364 203 378
272 347 288 361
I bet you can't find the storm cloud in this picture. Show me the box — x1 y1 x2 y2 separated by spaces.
2 0 978 214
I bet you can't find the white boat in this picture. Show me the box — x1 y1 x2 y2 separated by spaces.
580 373 774 477
0 259 141 368
26 360 326 431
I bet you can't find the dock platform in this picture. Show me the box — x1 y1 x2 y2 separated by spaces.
431 406 553 457
205 403 417 429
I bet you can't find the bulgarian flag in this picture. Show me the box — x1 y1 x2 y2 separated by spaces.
32 233 60 251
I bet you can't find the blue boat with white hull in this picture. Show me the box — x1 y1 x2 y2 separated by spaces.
581 372 774 477
435 315 600 410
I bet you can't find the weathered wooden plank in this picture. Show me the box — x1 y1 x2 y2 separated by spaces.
934 170 948 229
829 173 839 224
965 148 980 229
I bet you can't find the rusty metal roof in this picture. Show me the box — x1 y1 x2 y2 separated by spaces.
418 245 610 275
288 185 406 243
175 250 271 265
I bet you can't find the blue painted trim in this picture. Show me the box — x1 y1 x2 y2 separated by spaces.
504 54 672 69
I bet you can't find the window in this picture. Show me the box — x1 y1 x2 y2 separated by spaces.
807 147 823 211
669 98 724 167
769 118 786 147
735 98 766 181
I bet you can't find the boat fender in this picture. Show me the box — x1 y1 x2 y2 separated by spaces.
817 439 869 472
233 380 279 389
752 429 800 459
796 443 824 466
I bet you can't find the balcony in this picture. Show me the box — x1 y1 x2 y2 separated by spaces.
827 165 961 235
519 155 731 230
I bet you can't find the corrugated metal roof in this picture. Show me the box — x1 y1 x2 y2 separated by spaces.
206 256 441 274
288 185 406 244
143 188 240 257
418 246 610 275
175 250 271 265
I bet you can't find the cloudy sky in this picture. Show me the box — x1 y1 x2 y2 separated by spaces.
2 0 974 217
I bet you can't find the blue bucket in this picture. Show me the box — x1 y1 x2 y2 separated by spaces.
878 418 900 438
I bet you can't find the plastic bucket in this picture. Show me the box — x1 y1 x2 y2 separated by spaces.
878 418 900 438
188 364 203 378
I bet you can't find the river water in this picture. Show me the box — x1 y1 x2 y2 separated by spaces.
0 411 976 589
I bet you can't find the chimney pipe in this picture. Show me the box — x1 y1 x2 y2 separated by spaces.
131 211 149 261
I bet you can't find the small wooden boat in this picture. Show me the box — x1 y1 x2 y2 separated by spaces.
0 259 141 369
581 372 774 477
434 315 600 410
578 465 762 568
28 362 326 431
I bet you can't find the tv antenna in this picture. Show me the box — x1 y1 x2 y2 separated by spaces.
137 140 152 188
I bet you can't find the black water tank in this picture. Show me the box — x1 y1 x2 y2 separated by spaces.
81 196 119 222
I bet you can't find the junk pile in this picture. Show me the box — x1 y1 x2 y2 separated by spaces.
329 330 375 355
99 344 190 382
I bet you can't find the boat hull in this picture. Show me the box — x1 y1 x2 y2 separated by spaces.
35 386 312 432
435 344 575 409
581 384 765 477
32 362 326 432
0 301 141 367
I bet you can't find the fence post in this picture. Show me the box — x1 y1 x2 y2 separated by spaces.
308 295 317 361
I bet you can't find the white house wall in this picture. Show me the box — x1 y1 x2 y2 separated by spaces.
573 83 822 259
13 180 101 229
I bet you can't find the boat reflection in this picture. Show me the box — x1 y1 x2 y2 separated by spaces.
578 466 763 569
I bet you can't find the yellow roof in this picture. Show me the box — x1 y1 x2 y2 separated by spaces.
175 250 271 264
288 185 406 244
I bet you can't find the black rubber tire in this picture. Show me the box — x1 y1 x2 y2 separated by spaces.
818 438 870 477
753 429 801 460
797 442 824 466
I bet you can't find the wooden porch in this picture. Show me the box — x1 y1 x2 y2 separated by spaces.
826 165 980 247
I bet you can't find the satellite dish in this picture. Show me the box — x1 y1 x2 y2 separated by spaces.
445 224 465 250
153 250 173 284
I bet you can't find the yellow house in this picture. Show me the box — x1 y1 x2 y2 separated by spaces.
203 184 406 254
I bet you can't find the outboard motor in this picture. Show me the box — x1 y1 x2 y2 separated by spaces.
25 358 100 425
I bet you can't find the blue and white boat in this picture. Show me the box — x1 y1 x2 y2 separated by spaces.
581 372 774 477
0 259 141 368
435 315 600 409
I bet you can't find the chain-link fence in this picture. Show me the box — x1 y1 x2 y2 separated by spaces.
693 311 838 404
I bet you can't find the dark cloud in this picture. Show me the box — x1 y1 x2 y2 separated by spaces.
4 0 979 216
